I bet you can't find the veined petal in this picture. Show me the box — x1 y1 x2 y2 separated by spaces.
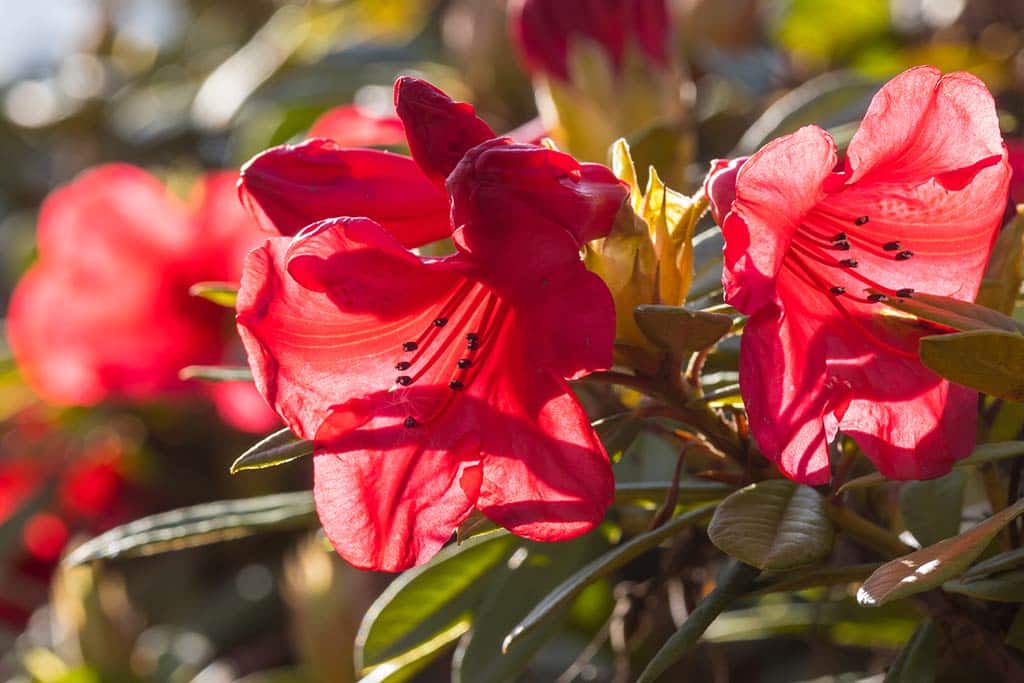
724 126 837 315
474 358 613 540
740 271 853 485
394 77 495 186
313 400 480 571
846 67 1005 186
239 139 450 247
307 104 406 147
815 158 1009 302
236 218 466 440
833 347 977 481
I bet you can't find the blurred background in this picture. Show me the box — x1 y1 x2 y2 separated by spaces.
1 0 1024 681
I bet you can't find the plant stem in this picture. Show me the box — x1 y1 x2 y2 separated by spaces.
828 504 913 558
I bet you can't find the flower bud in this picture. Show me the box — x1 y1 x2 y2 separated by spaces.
703 156 748 226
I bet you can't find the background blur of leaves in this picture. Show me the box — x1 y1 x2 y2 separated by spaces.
3 0 1024 681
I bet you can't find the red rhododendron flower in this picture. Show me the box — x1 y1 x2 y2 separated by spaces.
708 66 1010 484
307 104 406 147
8 167 278 433
237 77 627 571
508 0 670 81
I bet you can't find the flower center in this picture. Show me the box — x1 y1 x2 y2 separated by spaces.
392 279 509 427
782 205 919 359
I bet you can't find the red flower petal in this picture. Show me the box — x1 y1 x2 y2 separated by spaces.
393 76 495 186
208 381 281 434
307 104 406 147
722 126 837 314
845 67 1005 186
449 138 628 265
239 139 451 247
723 67 1011 483
313 404 481 571
474 353 613 540
236 218 465 439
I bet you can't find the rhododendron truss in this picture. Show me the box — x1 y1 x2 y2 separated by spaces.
7 167 278 433
236 77 628 571
707 67 1011 485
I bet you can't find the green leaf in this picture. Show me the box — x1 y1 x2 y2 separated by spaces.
179 365 254 382
188 281 238 308
231 427 312 474
636 561 761 683
734 71 877 155
357 533 514 672
883 620 939 683
503 504 717 651
453 534 606 683
920 331 1024 401
64 492 317 565
358 620 470 683
750 563 880 596
886 293 1024 334
839 441 1024 493
899 470 965 547
977 212 1024 315
633 305 732 353
708 481 834 571
943 569 1024 602
857 498 1024 606
963 547 1024 582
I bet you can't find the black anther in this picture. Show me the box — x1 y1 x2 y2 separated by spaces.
403 416 418 428
395 361 411 371
433 318 448 327
883 241 900 251
457 358 472 369
449 380 464 390
895 250 913 261
396 376 413 386
867 293 887 302
830 286 846 295
402 341 418 352
855 216 870 225
840 259 858 268
896 288 914 298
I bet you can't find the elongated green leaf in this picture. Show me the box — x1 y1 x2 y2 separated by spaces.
357 533 514 671
359 619 469 683
231 427 312 473
734 71 877 155
978 212 1024 315
750 562 879 596
179 365 254 382
359 626 467 683
503 504 717 651
64 492 317 565
920 331 1024 401
963 547 1024 581
636 561 761 683
839 441 1024 493
899 470 965 547
858 498 1024 606
943 569 1024 602
454 534 606 683
708 480 833 571
886 292 1024 334
883 620 938 683
633 305 732 353
188 281 239 307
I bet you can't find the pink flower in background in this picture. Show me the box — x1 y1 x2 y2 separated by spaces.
8 166 278 433
708 67 1010 484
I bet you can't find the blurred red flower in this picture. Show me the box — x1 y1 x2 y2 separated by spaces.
8 167 278 433
306 104 406 147
508 0 671 81
0 413 136 627
237 77 626 570
708 67 1010 484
